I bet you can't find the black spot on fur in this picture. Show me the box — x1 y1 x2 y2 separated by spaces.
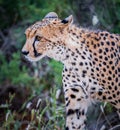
106 41 110 45
70 94 76 98
79 62 83 66
98 91 102 96
67 109 75 116
71 88 79 92
66 127 69 130
77 98 81 101
66 100 70 107
111 41 115 46
101 42 104 45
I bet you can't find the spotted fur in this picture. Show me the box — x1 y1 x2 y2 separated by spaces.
22 12 120 130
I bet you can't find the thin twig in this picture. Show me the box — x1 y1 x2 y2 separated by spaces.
109 125 120 130
0 30 5 41
100 104 112 128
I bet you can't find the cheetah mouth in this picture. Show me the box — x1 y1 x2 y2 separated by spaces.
24 54 45 62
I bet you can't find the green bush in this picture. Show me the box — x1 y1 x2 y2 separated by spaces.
0 52 33 86
0 0 20 29
18 0 70 23
0 0 71 29
94 0 120 33
49 60 63 88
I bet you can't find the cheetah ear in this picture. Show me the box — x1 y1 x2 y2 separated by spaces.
61 15 73 24
44 12 58 19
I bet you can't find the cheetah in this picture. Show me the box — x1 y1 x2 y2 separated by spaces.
22 12 120 130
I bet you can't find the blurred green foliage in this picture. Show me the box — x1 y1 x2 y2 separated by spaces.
19 0 70 22
0 0 20 29
94 0 120 33
49 60 63 88
0 0 70 29
0 52 33 86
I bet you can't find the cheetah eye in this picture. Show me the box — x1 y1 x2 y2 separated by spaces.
35 35 42 41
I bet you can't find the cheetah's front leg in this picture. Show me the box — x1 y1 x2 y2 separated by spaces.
63 86 90 130
62 67 91 130
64 87 89 130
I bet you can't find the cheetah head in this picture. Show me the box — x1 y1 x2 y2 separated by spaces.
22 12 73 62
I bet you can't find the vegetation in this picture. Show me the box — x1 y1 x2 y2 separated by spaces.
0 0 120 129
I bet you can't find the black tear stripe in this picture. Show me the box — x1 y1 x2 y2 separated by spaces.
33 37 42 57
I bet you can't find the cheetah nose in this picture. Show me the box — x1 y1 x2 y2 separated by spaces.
22 51 29 55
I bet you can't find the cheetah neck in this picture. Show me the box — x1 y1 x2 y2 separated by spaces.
63 26 91 64
46 44 68 62
46 26 91 66
65 25 89 48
